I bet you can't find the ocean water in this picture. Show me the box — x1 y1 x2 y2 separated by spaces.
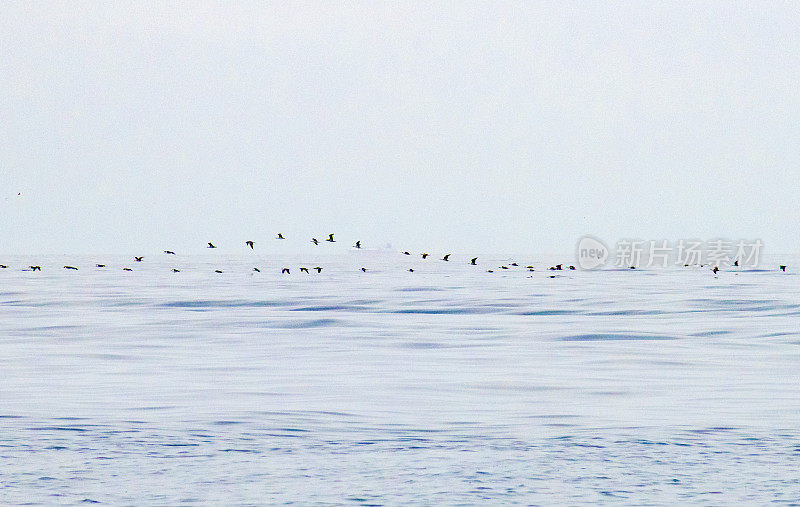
1 253 799 505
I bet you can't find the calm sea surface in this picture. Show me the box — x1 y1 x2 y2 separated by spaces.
1 253 799 504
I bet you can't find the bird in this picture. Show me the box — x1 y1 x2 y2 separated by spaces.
510 262 518 267
134 256 143 262
487 269 494 273
300 267 309 273
311 238 319 245
64 266 78 270
471 257 477 265
780 265 787 272
361 267 367 272
245 241 254 249
556 264 562 270
733 259 739 267
569 265 576 270
164 250 175 255
314 267 322 273
421 253 429 259
442 254 450 261
29 266 41 271
525 265 534 269
214 269 223 273
207 243 216 249
277 233 285 239
713 266 719 274
403 251 411 255
252 267 261 272
282 268 290 274
408 268 415 272
96 264 105 268
172 269 180 273
122 267 132 271
500 266 509 270
354 241 361 249
0 265 6 269
629 266 636 269
326 234 335 242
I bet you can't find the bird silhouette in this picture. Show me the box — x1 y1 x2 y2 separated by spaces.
0 265 7 269
122 267 132 271
713 266 719 274
64 266 78 270
403 251 411 255
780 265 787 272
30 266 41 271
510 262 518 266
314 267 322 273
245 241 254 249
300 267 309 273
326 234 335 242
96 264 105 268
164 250 175 255
311 238 319 245
277 233 285 239
354 241 361 249
734 259 739 267
361 267 367 272
215 269 223 273
471 257 477 265
172 269 180 273
421 253 429 259
134 256 143 262
253 267 261 272
442 254 450 261
207 243 216 249
408 268 415 272
282 268 290 274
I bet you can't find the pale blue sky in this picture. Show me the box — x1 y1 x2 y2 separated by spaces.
2 1 798 255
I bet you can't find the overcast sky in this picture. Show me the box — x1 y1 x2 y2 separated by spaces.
2 1 798 255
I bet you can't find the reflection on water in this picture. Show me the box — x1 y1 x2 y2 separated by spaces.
1 254 799 504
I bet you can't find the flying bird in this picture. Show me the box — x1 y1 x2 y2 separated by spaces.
172 269 180 273
253 267 261 272
354 241 361 249
408 268 415 272
713 266 719 274
326 234 335 242
311 238 319 245
277 233 285 239
30 266 41 271
207 243 216 249
314 267 322 273
64 266 78 270
282 268 290 274
134 256 143 262
96 264 105 268
403 251 411 255
471 257 477 265
122 268 132 272
780 265 787 272
164 250 175 255
0 265 7 269
421 253 429 259
442 254 450 261
215 269 223 273
361 267 367 272
245 241 254 249
300 267 310 273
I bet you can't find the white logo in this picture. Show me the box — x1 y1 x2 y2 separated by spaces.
576 236 609 270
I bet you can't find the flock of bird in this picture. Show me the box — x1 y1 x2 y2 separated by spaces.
0 233 789 276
